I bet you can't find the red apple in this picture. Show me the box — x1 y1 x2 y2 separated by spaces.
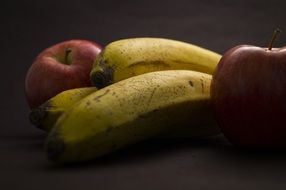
25 39 102 108
211 29 286 148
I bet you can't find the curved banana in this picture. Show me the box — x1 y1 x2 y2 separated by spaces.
29 87 97 131
90 38 221 88
46 70 220 163
30 86 217 138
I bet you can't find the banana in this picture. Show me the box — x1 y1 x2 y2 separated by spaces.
29 87 97 131
46 70 220 163
90 37 221 88
30 86 217 139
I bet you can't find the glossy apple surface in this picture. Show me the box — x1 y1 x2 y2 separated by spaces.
211 45 286 148
25 40 102 108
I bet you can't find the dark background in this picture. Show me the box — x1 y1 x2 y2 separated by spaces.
2 0 286 189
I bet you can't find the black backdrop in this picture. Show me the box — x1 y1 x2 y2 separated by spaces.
2 0 286 189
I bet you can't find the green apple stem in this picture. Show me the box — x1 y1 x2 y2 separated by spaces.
65 49 72 64
268 28 282 50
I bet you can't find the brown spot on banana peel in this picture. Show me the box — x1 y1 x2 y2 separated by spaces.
147 87 157 106
138 108 159 119
189 80 194 87
200 78 205 93
92 89 110 102
85 101 91 107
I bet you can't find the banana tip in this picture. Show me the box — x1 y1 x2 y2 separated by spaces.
90 67 114 89
45 134 65 162
29 106 47 127
90 70 107 88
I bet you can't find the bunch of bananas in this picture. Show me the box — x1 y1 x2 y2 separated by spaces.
30 37 222 163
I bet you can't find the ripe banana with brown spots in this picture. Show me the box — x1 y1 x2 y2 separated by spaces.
90 37 221 88
46 70 220 163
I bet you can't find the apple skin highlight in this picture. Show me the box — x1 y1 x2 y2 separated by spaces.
25 40 102 108
211 45 286 148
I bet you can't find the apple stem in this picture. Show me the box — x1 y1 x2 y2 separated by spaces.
65 49 72 64
268 28 282 50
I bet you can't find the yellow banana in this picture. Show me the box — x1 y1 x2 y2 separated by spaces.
29 87 97 131
29 86 216 139
90 37 221 88
46 70 220 163
28 86 215 138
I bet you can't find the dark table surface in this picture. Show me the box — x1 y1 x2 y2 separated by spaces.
2 0 286 189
